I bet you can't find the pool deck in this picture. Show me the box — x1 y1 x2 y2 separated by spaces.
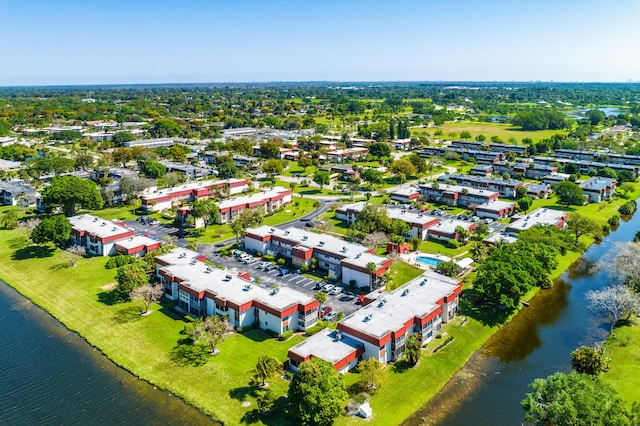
403 252 451 270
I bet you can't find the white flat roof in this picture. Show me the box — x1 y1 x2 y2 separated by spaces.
288 328 363 364
339 202 438 227
428 218 474 234
114 235 160 250
422 182 499 198
507 208 567 232
156 247 202 265
475 200 516 211
141 178 247 201
217 187 290 210
484 232 518 245
391 186 420 197
160 260 314 310
341 251 388 269
339 271 460 339
69 214 131 239
247 225 372 260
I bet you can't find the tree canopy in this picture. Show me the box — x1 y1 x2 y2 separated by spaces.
287 358 348 426
31 215 71 246
40 175 104 216
553 181 585 207
521 372 640 426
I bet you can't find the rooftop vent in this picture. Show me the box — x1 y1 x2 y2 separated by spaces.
178 252 186 258
224 274 232 280
271 287 280 295
363 314 373 322
402 289 410 296
205 267 213 273
341 246 347 253
302 235 308 241
243 284 253 291
335 331 342 341
190 259 197 265
318 241 325 246
269 228 275 233
420 279 428 286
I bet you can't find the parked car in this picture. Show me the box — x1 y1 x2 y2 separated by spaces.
279 268 290 276
484 218 494 224
319 306 333 318
329 287 342 295
323 312 338 322
322 284 334 292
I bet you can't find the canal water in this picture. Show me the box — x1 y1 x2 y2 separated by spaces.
408 205 640 426
0 282 216 425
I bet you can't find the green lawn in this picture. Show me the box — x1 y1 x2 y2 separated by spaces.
600 319 640 407
386 261 424 290
411 121 567 143
0 226 303 425
262 197 317 226
273 179 337 197
418 239 470 257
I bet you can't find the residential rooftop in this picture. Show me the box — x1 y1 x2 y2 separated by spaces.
506 208 568 233
339 271 460 339
68 214 132 239
288 328 363 365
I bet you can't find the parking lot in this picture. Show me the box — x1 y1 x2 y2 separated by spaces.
207 251 362 317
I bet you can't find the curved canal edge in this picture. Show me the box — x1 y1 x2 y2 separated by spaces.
403 204 640 426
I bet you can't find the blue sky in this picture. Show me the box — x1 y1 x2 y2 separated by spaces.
1 0 639 85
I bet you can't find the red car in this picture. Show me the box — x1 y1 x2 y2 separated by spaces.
319 306 333 318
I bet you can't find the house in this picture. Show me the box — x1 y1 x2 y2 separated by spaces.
155 248 318 334
244 226 391 289
83 131 114 142
176 186 293 226
438 174 524 198
390 186 421 204
474 200 517 219
419 182 500 207
420 147 506 164
162 162 212 180
525 183 551 199
305 271 461 370
506 208 568 235
427 218 475 241
578 177 617 203
390 138 411 150
322 164 360 181
0 180 38 207
335 202 439 240
68 214 134 256
221 127 257 138
141 178 249 212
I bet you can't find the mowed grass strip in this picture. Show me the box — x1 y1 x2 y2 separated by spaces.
0 228 301 424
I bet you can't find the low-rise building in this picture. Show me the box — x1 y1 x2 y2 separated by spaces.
69 214 135 256
437 174 523 198
176 186 293 226
141 178 249 212
0 159 24 172
427 218 476 241
162 162 212 180
289 271 461 372
0 180 38 207
335 202 439 240
474 200 517 219
114 235 163 256
391 138 411 150
155 248 318 334
327 148 368 163
124 138 177 148
505 208 568 235
543 173 570 185
578 177 616 203
525 183 551 199
390 186 421 204
244 226 391 289
419 182 500 207
469 165 494 176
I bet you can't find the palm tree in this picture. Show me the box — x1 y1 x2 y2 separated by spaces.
366 262 378 290
250 355 283 387
470 241 488 261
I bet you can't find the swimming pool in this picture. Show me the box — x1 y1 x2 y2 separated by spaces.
416 256 444 267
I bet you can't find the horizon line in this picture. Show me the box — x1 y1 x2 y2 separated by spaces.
1 79 639 90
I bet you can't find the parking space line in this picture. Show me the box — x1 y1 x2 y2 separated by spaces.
286 275 298 281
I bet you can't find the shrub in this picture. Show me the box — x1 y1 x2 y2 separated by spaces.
105 255 137 269
262 254 275 262
619 200 637 215
432 336 454 353
447 239 461 249
278 330 294 341
607 215 620 227
236 326 252 333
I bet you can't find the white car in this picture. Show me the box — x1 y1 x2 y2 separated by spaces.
484 218 494 224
